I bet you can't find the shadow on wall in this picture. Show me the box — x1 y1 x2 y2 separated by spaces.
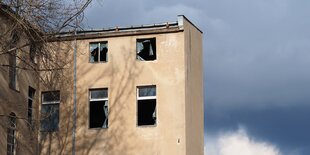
38 45 145 155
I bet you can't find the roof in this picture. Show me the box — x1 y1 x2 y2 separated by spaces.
53 15 202 41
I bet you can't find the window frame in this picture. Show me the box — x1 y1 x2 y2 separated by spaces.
9 49 18 91
89 88 109 129
40 91 60 132
89 41 108 63
136 85 157 127
7 112 16 155
136 37 157 61
29 43 38 64
28 87 36 127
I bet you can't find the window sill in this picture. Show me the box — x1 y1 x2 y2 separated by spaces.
88 127 109 130
9 86 20 93
137 124 157 128
89 62 108 64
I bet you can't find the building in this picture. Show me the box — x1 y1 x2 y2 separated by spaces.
0 4 40 155
0 9 204 155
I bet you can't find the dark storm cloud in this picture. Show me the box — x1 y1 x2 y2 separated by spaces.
205 0 310 108
84 0 310 154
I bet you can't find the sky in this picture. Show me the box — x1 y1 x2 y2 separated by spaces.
83 0 310 154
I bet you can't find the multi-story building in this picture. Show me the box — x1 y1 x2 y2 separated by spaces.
0 4 40 155
1 7 203 154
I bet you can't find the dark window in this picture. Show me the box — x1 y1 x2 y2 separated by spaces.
89 88 108 129
89 42 108 63
137 38 156 61
137 86 156 126
29 44 38 63
9 50 17 90
28 87 36 126
41 91 60 132
7 113 16 155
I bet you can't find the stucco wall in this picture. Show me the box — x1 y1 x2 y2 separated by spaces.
0 12 39 155
36 16 203 155
183 17 204 155
72 32 187 155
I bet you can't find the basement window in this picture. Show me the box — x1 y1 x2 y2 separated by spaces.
136 38 156 61
89 88 109 129
89 42 108 63
41 91 60 132
137 86 156 126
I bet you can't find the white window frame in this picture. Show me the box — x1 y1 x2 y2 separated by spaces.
137 85 157 127
89 42 108 63
137 86 157 100
89 92 108 102
89 88 109 129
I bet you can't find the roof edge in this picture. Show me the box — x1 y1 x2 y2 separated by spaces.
177 15 203 34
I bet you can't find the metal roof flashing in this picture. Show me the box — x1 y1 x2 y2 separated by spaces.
177 15 203 34
54 16 201 40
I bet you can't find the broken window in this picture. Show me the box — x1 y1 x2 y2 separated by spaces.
9 50 17 90
41 91 60 132
89 42 108 63
7 112 16 155
89 88 109 129
28 87 35 126
137 86 156 126
136 38 156 61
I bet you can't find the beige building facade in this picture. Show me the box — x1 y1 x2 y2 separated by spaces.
1 12 203 155
0 6 40 155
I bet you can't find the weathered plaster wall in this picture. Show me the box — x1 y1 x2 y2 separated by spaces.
183 17 204 155
71 32 186 155
0 12 39 155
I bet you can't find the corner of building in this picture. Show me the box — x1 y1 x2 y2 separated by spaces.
181 15 204 155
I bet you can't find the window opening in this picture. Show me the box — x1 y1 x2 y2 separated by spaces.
9 50 17 90
137 38 156 61
41 91 60 132
28 87 36 126
29 44 38 63
137 86 156 126
89 42 108 63
89 89 109 129
7 112 16 155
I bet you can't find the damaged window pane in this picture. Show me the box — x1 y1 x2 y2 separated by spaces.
90 89 108 99
89 89 108 129
139 86 156 97
41 91 60 132
90 42 108 63
138 99 156 126
137 38 156 61
137 86 156 126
